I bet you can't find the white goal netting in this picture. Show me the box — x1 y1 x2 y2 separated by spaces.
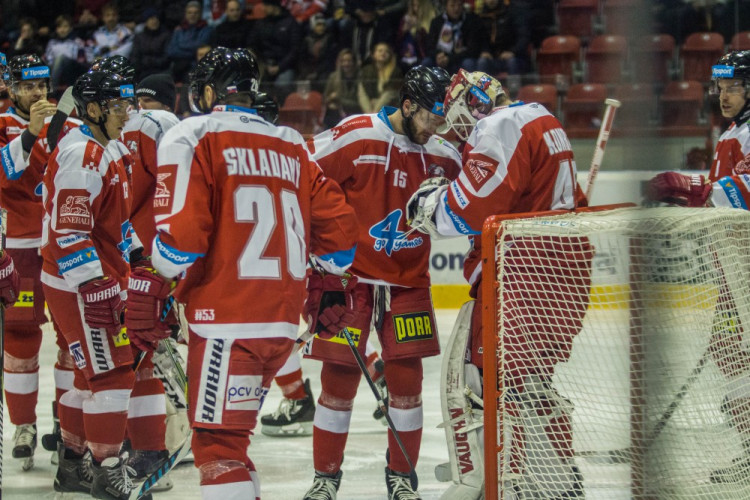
481 206 750 500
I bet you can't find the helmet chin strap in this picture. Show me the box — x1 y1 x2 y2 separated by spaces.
403 103 419 144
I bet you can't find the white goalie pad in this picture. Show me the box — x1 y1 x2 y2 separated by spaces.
439 300 485 500
153 339 188 411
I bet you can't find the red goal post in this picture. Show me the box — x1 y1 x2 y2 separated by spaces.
479 204 750 500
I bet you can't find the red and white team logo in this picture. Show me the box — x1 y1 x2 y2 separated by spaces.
331 116 373 140
154 164 178 214
57 189 92 230
466 158 493 190
734 154 750 175
82 141 103 171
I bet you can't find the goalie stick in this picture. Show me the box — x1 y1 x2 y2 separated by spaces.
340 327 419 491
584 98 621 202
0 209 7 495
129 331 190 500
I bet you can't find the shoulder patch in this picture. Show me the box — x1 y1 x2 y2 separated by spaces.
81 140 104 172
332 115 373 140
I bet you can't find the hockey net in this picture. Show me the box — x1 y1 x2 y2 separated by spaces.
480 205 750 500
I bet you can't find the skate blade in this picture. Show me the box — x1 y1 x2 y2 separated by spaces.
51 451 59 465
21 456 34 471
260 421 313 437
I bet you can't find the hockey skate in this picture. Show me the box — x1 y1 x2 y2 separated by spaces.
91 452 152 500
372 360 389 425
42 401 62 465
128 449 174 491
385 467 421 500
261 378 315 436
12 423 37 471
302 470 343 500
53 448 94 494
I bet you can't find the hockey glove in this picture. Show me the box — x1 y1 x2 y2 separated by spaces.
125 267 174 351
304 272 358 340
646 172 712 207
405 177 450 238
0 252 20 307
79 277 125 330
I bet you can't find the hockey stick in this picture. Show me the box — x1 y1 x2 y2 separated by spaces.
340 327 419 490
0 208 7 495
46 87 76 153
584 98 621 202
129 331 190 500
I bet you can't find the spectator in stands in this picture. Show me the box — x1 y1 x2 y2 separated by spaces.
654 0 703 45
711 0 750 44
214 0 251 48
298 14 338 84
44 15 91 91
346 0 380 65
395 0 428 72
91 3 134 60
131 8 172 81
167 0 214 83
476 0 532 77
247 0 302 100
285 0 330 25
422 0 484 74
357 42 403 113
323 48 362 127
9 18 45 58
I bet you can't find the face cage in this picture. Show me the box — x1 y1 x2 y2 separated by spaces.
709 78 750 97
443 99 478 141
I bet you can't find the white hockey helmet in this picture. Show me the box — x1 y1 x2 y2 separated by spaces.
441 69 504 141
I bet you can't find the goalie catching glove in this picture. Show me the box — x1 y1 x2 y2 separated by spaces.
646 172 712 207
125 268 174 351
304 271 358 340
0 252 20 307
405 177 450 239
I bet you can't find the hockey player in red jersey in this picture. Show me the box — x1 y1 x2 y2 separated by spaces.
648 50 750 484
302 65 461 500
124 47 359 500
0 53 68 471
406 70 591 499
41 70 142 499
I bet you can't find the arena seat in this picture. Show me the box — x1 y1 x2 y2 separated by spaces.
279 91 323 136
633 33 676 85
585 34 628 84
516 84 558 116
536 35 582 87
562 82 607 137
680 32 724 83
660 80 705 130
557 0 600 39
730 31 750 50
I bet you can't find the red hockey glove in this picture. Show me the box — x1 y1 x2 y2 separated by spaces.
646 172 712 207
79 277 125 330
304 272 358 340
125 268 173 350
0 252 20 307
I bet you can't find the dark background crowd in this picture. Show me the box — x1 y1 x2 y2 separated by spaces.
1 0 749 129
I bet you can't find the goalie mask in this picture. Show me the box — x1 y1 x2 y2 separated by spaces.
441 69 504 141
188 47 260 114
73 70 135 140
6 53 51 115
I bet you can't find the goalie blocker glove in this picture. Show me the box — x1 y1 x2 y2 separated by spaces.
125 267 174 351
79 276 124 330
303 272 358 339
0 252 20 306
405 177 450 239
646 172 712 207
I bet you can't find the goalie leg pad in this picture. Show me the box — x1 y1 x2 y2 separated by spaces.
515 375 581 499
153 339 188 411
440 300 484 500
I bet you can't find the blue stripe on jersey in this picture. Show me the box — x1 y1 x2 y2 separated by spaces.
443 191 479 235
718 177 748 209
316 245 357 273
0 143 22 180
154 236 204 265
57 247 100 275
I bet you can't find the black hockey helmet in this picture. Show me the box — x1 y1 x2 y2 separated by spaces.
253 92 279 124
188 47 260 114
6 53 50 88
73 71 134 136
400 65 451 116
90 55 136 83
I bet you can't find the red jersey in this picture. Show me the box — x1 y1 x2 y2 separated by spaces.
709 119 750 181
0 111 81 248
40 125 134 293
433 102 584 285
309 109 462 288
151 105 358 340
121 109 180 255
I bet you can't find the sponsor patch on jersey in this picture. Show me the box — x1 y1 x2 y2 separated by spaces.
69 341 87 369
154 237 203 265
466 158 493 190
451 181 469 209
153 164 178 214
331 115 373 140
225 375 266 411
57 189 92 230
21 66 50 80
56 233 89 249
393 311 434 343
57 247 99 274
0 144 19 180
318 326 362 347
13 291 34 308
428 163 446 177
113 327 130 347
82 141 103 172
719 177 748 209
